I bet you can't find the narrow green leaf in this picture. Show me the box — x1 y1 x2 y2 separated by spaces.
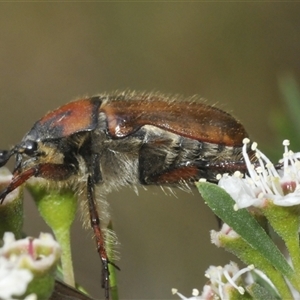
196 182 293 278
247 283 279 300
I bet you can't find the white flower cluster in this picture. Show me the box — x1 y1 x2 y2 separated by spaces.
172 263 255 300
0 255 34 300
218 138 300 209
0 232 61 300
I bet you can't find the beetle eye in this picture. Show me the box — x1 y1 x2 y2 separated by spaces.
23 140 38 156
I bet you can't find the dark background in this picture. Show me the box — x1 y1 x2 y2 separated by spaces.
0 3 299 300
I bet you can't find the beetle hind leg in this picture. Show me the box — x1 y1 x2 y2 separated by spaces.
139 159 251 185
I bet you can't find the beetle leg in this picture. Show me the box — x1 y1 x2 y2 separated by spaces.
86 175 108 290
86 175 120 300
141 165 201 184
203 159 251 174
140 160 252 184
0 163 76 204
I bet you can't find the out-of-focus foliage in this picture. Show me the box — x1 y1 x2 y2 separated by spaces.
269 74 300 159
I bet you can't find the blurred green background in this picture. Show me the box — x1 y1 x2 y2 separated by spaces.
0 3 300 300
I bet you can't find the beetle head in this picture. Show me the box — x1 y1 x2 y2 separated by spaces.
0 139 40 171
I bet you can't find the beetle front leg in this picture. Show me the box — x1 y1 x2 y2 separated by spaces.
0 163 76 203
86 175 110 299
86 175 120 300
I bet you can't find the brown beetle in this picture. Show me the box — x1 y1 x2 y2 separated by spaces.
0 92 252 299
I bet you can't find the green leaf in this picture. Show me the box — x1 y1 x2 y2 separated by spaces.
247 283 279 300
196 182 293 279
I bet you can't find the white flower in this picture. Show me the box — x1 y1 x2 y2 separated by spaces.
0 232 61 272
210 223 240 247
172 263 255 300
0 256 33 299
218 139 300 209
0 232 61 300
204 262 254 299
